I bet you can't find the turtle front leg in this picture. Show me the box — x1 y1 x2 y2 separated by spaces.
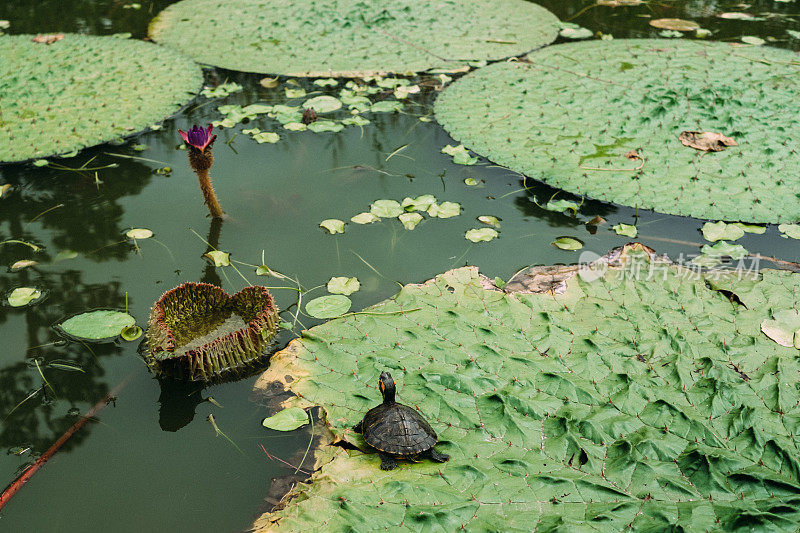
353 420 363 433
428 448 450 463
378 452 398 471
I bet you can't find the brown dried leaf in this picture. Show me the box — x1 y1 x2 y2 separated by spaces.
597 0 642 5
649 18 700 31
624 150 640 160
260 77 279 89
679 131 738 152
32 34 64 44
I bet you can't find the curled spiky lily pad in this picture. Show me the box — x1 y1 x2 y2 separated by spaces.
149 0 559 76
145 283 279 381
0 34 202 163
435 39 800 223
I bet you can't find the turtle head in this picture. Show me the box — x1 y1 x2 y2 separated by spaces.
378 371 396 404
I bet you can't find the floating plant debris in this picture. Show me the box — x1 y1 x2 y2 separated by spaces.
144 283 279 381
435 39 800 223
150 0 559 76
0 34 202 163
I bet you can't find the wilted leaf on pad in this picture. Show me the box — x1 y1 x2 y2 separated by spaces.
8 287 41 307
465 228 499 242
679 131 737 152
612 223 638 237
319 219 345 234
204 251 230 266
59 310 135 340
761 310 800 348
305 295 351 319
398 212 423 230
552 237 583 250
702 221 744 242
778 224 800 239
649 18 699 31
262 407 309 431
327 277 360 296
370 200 403 218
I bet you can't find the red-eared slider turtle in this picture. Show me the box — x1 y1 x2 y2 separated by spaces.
353 371 449 470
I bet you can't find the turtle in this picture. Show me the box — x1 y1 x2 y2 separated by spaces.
353 371 449 470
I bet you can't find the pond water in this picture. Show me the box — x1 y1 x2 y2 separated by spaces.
0 0 799 531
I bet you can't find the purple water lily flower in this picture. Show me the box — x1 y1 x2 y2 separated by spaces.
178 124 217 152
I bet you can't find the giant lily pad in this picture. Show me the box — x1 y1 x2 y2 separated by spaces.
150 0 559 76
0 34 202 163
253 244 800 530
435 40 800 223
59 310 135 340
145 283 279 381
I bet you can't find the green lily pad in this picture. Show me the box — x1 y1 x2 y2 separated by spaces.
319 219 346 234
401 195 437 212
464 178 482 186
733 223 766 234
253 131 280 144
435 40 800 223
262 407 309 431
151 0 559 76
477 215 501 228
314 79 339 87
305 295 351 319
370 200 404 218
126 228 153 239
427 201 461 219
350 212 380 224
340 116 370 127
256 244 800 531
700 241 749 260
441 144 478 165
59 310 136 340
121 325 143 341
539 198 580 215
204 251 230 267
285 87 307 99
369 101 404 113
560 27 593 39
302 96 342 113
702 221 744 242
778 224 800 239
552 237 583 250
284 122 307 131
398 212 423 230
465 228 499 242
612 223 638 238
0 34 202 163
307 121 344 133
8 287 41 307
327 277 360 296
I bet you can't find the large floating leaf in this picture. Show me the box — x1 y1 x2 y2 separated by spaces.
435 40 800 223
59 310 135 340
0 34 202 163
262 407 309 431
254 244 800 530
150 0 559 76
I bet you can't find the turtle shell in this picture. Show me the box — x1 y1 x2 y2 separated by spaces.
360 402 438 456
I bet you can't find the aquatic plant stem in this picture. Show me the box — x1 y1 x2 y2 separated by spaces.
0 373 132 512
196 167 225 219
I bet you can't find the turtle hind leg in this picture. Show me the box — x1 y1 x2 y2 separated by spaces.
428 448 450 463
378 452 398 471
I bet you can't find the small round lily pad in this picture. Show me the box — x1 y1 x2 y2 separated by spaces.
0 34 202 163
435 40 800 223
150 0 560 76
